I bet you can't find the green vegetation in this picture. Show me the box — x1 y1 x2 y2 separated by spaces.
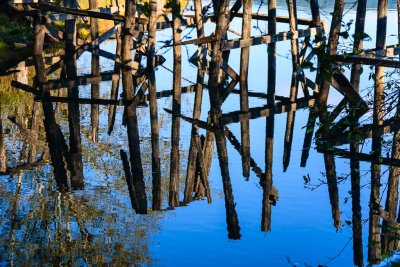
0 13 33 48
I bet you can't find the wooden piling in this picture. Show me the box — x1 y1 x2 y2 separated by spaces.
186 0 207 200
261 0 277 232
65 48 84 190
148 0 162 211
169 0 182 208
91 52 100 143
121 0 147 214
350 141 363 267
239 0 252 178
382 0 400 256
0 116 6 173
90 0 100 143
317 0 345 107
107 25 122 135
282 0 299 172
349 0 367 264
369 0 388 262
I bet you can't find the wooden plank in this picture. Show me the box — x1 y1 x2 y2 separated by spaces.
77 24 121 51
43 71 115 90
35 95 126 105
222 26 324 50
164 108 216 131
234 12 314 26
31 3 125 21
331 72 368 111
332 54 400 68
317 146 400 167
221 98 315 124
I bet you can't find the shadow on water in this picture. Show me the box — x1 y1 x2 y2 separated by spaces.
2 0 400 265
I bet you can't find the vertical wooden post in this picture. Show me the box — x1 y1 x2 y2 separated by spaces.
64 0 77 54
349 0 367 265
0 115 6 173
108 26 122 135
90 57 100 143
148 0 162 211
282 0 299 172
262 0 276 232
324 153 341 228
239 0 252 178
28 102 41 163
65 53 84 190
382 0 400 254
208 0 240 239
185 0 209 203
122 0 147 214
191 0 206 60
169 0 182 208
90 0 99 143
33 14 70 191
300 108 317 167
313 0 342 230
369 0 388 262
318 0 345 107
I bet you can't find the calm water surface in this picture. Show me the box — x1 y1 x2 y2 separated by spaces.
1 1 400 266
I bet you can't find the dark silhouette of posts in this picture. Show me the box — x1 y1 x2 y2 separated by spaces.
313 0 342 230
28 102 41 163
208 0 241 239
261 0 276 233
369 0 388 262
383 2 400 254
317 0 344 108
239 0 252 178
90 0 100 143
300 0 321 168
324 153 341 229
184 0 208 201
148 0 162 211
108 25 122 135
121 0 147 214
169 0 182 208
65 47 84 190
33 20 70 191
283 0 299 172
348 1 367 265
0 116 6 173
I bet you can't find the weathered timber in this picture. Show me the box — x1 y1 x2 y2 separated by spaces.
31 3 126 21
222 27 324 50
169 1 182 209
220 98 315 125
148 0 162 211
283 0 300 172
369 0 388 261
42 71 115 90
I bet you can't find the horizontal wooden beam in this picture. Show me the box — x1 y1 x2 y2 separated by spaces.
30 3 125 21
317 146 400 167
42 71 116 90
163 108 217 131
332 54 400 68
221 97 315 124
234 12 313 26
222 26 324 50
35 95 126 105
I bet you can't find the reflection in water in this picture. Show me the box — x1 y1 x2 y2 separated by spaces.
2 0 400 265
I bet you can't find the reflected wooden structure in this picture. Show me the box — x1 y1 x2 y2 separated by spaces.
3 0 400 263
